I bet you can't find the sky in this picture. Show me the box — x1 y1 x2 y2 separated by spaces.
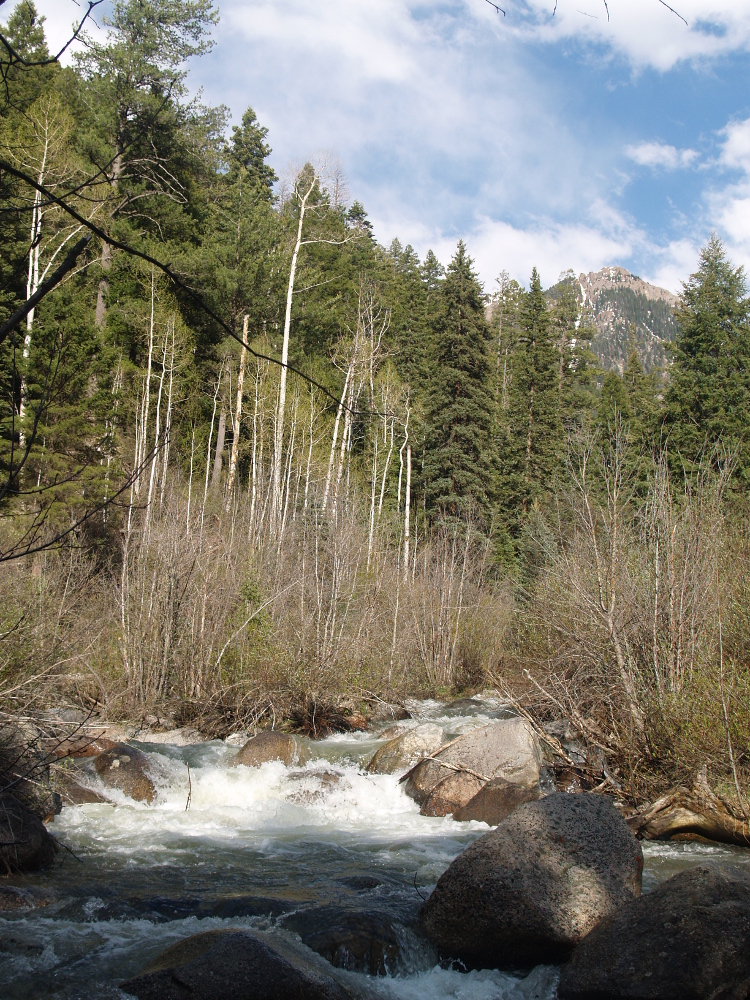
10 0 750 293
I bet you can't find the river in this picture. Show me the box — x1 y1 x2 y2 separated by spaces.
2 698 749 999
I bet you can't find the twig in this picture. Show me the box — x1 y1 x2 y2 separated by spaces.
185 762 192 811
413 871 426 901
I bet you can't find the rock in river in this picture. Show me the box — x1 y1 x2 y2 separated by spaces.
93 743 156 803
121 927 365 999
0 793 58 873
420 770 485 817
421 792 642 968
282 905 411 976
453 775 540 825
233 731 310 769
558 863 750 1000
403 718 541 808
365 723 444 776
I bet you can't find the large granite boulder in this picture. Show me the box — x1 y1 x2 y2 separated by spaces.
403 718 541 807
233 731 309 769
558 863 750 1000
421 792 642 967
121 927 365 999
420 771 485 817
0 793 58 872
93 743 156 803
53 765 110 805
0 716 60 820
366 723 444 776
453 776 540 825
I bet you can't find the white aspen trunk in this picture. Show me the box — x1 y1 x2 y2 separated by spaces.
249 364 261 534
200 366 222 549
403 444 412 585
226 315 248 505
186 421 195 534
397 405 410 512
159 320 175 507
144 335 167 535
367 434 378 572
378 417 394 514
304 386 314 511
211 402 226 490
322 359 352 512
136 273 156 496
278 395 297 547
274 176 315 530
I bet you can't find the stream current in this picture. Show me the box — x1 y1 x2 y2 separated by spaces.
3 698 749 999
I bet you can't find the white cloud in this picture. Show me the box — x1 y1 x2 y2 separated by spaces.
719 118 750 173
626 141 698 170
517 0 750 72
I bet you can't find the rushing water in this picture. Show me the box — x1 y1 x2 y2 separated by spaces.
2 698 749 999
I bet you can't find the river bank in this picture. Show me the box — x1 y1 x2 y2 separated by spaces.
2 697 750 999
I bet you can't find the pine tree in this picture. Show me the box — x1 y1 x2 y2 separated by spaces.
422 242 494 520
665 235 750 488
497 268 562 527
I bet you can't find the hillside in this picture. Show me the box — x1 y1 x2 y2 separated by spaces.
578 266 679 373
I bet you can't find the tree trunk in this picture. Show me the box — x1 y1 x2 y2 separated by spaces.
211 403 226 491
226 315 248 505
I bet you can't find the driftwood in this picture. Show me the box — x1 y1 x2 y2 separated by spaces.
625 770 750 847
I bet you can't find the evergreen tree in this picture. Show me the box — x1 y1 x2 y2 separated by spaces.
665 235 750 488
422 242 493 520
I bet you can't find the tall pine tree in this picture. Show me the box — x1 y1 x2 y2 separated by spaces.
422 242 494 521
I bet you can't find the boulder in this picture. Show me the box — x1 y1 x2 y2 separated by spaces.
121 927 364 1000
453 776 540 825
232 731 309 769
0 716 61 820
282 906 409 976
48 732 118 758
137 727 204 746
402 718 541 806
0 793 58 873
93 743 156 803
420 770 485 817
365 723 444 776
421 792 642 968
53 766 110 805
558 864 750 1000
370 701 410 724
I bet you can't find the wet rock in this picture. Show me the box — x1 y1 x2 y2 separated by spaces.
53 766 110 805
232 731 309 769
403 718 541 807
121 927 364 999
93 743 156 803
0 884 58 910
48 732 118 758
421 792 642 968
283 906 408 976
453 776 540 825
286 769 346 804
558 864 750 1000
137 727 204 746
420 770 485 817
0 793 58 873
365 723 444 776
0 716 60 820
370 701 410 724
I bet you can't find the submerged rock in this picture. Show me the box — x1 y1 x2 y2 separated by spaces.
453 775 540 825
93 743 156 803
403 718 541 807
233 731 309 769
282 906 411 976
0 884 58 910
365 723 444 776
421 792 642 968
558 863 750 1000
0 793 58 873
121 927 365 999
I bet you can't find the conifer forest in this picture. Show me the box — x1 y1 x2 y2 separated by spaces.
2 0 750 805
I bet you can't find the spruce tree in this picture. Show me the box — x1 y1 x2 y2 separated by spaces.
665 235 750 487
422 242 493 520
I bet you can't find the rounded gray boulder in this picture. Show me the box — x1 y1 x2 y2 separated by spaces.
366 723 444 776
558 863 750 1000
421 792 642 968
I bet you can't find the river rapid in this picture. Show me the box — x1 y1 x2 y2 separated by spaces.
3 698 749 999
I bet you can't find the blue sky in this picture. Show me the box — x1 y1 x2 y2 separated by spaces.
16 0 750 293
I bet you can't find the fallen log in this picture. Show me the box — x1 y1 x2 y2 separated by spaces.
626 770 750 847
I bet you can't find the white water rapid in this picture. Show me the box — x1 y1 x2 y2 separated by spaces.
2 699 749 999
